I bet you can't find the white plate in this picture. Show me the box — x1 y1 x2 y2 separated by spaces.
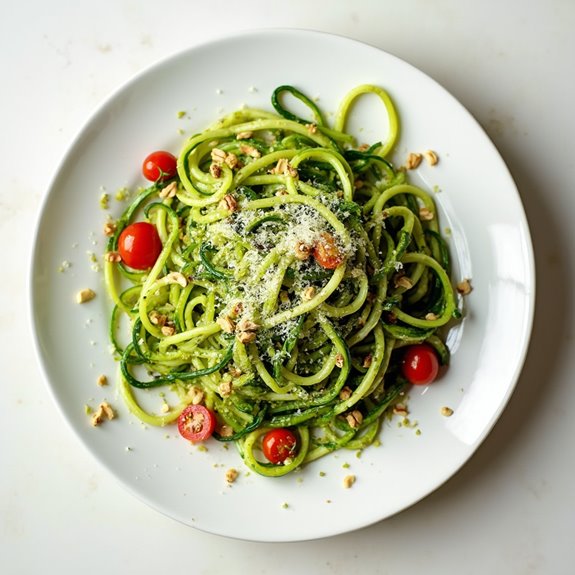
30 29 535 542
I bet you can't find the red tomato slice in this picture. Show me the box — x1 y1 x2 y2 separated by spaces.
262 428 298 464
117 222 163 270
177 405 216 442
142 150 177 182
401 343 440 386
313 233 343 270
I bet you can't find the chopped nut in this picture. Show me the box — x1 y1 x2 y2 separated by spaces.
302 286 316 301
165 271 187 287
236 319 260 333
419 207 434 221
236 131 253 140
456 278 473 295
405 152 422 170
343 474 356 489
228 367 242 378
239 143 261 158
209 163 222 178
236 330 257 344
294 241 312 260
161 325 176 336
217 315 236 334
159 181 178 199
187 386 205 405
224 152 239 169
91 401 115 426
235 318 259 344
96 374 108 387
76 288 96 304
218 424 234 438
103 221 117 236
423 150 439 166
441 406 454 417
394 275 413 290
149 311 167 327
354 179 364 190
362 354 373 368
393 404 409 417
345 410 363 429
219 379 233 398
357 143 369 152
230 301 244 317
218 194 238 213
339 386 352 400
210 147 227 164
269 157 298 177
425 312 439 321
306 123 318 134
226 468 239 483
104 251 122 263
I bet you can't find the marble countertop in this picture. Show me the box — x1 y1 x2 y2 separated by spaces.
2 1 574 573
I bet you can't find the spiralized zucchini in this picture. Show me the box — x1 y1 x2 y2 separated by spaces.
105 84 459 477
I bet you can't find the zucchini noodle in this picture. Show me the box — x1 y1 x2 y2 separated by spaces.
105 84 460 477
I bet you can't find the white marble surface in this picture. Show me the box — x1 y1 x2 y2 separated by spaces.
2 1 574 573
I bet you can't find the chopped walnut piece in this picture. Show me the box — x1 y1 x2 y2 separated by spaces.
236 318 259 344
76 288 96 304
306 123 318 134
339 386 352 400
269 157 298 177
394 275 413 290
236 131 253 140
362 354 373 368
425 312 439 321
218 424 234 438
103 221 117 236
224 152 239 169
219 380 233 398
210 147 227 164
419 207 434 221
354 179 364 190
228 366 242 378
294 241 312 261
159 181 178 199
345 410 363 429
302 286 316 301
226 468 239 483
91 401 115 426
456 278 473 295
239 144 261 158
423 150 439 166
218 194 238 213
335 353 345 368
441 406 454 417
149 311 167 327
97 374 108 387
187 386 205 405
343 474 356 489
236 319 260 332
161 325 176 337
236 330 257 344
405 152 423 170
217 315 236 334
104 251 122 263
209 163 222 178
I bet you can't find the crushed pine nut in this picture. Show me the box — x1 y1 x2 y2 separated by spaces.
339 386 352 400
104 251 122 263
457 278 473 295
161 325 176 337
236 131 253 140
294 241 312 261
218 194 238 213
405 152 423 170
216 316 236 334
149 310 167 327
419 207 434 221
159 181 178 199
423 150 439 166
441 406 454 417
239 144 261 158
76 288 96 304
302 286 316 301
209 163 222 178
97 374 108 387
335 353 345 368
346 410 363 429
103 221 117 236
343 474 356 489
218 380 233 398
226 468 239 483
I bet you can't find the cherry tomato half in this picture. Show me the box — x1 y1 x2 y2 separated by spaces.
313 232 343 270
142 150 178 182
262 428 298 464
401 343 440 386
177 405 216 443
117 222 163 270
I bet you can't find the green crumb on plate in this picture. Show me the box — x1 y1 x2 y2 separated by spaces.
115 187 130 201
99 193 109 210
177 110 186 119
342 462 350 469
281 502 289 509
197 444 208 452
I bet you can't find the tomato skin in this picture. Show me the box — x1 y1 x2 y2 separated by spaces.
117 222 163 270
313 233 343 270
401 344 440 386
262 428 298 464
142 150 178 182
177 405 216 442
